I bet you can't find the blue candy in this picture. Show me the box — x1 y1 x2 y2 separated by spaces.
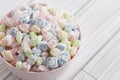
41 56 47 65
0 46 5 53
22 5 32 11
22 33 29 38
8 27 18 37
18 53 26 62
29 18 37 26
37 41 48 51
20 14 30 24
46 57 59 69
36 18 47 28
58 51 69 66
58 57 68 67
65 23 76 32
59 52 69 65
56 43 66 51
32 47 41 56
27 55 37 65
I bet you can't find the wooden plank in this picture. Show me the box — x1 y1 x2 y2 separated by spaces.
73 70 96 80
98 57 120 80
83 31 120 79
64 0 91 15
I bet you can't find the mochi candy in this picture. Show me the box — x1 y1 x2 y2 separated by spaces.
16 61 23 69
0 25 6 32
19 24 30 33
50 48 60 58
0 32 5 40
1 50 13 61
30 25 41 33
70 47 78 57
2 35 15 46
22 62 31 71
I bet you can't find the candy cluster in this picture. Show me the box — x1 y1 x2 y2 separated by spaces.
0 4 80 72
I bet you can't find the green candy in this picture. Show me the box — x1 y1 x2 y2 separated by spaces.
35 57 43 66
16 61 22 69
24 48 32 57
0 25 5 32
16 31 23 43
61 40 71 52
48 8 55 15
60 22 65 30
30 32 40 46
63 12 73 19
71 39 80 47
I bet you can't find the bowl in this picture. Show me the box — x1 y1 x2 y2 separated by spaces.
0 3 81 80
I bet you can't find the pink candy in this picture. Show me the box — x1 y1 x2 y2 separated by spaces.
22 62 31 71
48 38 58 49
21 36 31 50
2 35 15 46
31 65 49 72
19 24 30 33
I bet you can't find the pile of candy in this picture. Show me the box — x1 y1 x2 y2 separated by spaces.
0 3 80 72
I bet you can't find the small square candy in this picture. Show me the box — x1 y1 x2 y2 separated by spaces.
27 55 37 65
71 39 80 47
0 32 5 40
57 30 68 40
0 46 5 52
36 18 47 28
0 25 6 32
70 47 78 57
24 48 32 57
37 65 49 72
37 41 48 51
56 43 66 51
32 47 41 56
18 53 26 62
48 38 58 49
8 27 18 37
30 32 41 46
16 31 23 43
46 57 59 69
64 23 75 32
19 24 30 33
30 25 41 33
61 40 71 52
1 50 13 61
2 35 15 46
50 48 60 58
21 36 31 50
35 57 43 66
22 62 31 71
16 61 22 69
58 51 69 66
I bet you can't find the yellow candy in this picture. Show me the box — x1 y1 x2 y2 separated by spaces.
0 32 5 40
48 8 55 15
1 50 13 61
70 47 78 57
0 25 6 32
50 48 60 57
31 25 41 33
16 31 23 43
61 40 71 52
57 30 68 40
71 39 80 47
62 12 73 19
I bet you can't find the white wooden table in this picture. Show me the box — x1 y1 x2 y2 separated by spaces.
0 0 120 80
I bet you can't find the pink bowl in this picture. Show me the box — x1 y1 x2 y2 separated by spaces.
0 3 81 80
